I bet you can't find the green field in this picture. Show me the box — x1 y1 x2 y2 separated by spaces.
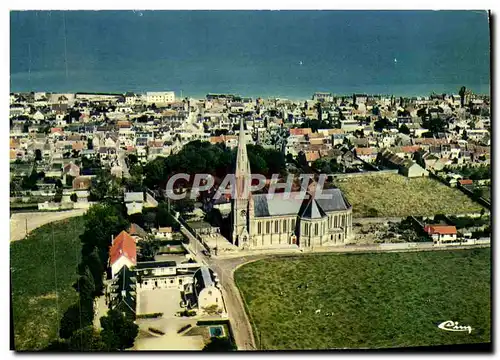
334 174 484 218
235 249 491 350
10 217 85 350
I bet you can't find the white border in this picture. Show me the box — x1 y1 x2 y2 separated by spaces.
3 3 497 360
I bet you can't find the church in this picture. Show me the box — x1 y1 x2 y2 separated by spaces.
231 118 353 250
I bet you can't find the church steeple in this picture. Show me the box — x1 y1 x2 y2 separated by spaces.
232 117 251 247
235 117 251 197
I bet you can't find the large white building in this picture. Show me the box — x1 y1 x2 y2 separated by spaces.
146 91 175 105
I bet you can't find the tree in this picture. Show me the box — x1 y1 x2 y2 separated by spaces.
100 309 139 351
53 187 63 203
67 326 106 351
90 168 121 201
59 302 94 339
70 193 78 202
312 159 332 174
73 265 96 304
79 203 129 264
79 248 105 296
374 117 392 132
42 339 69 351
157 202 179 230
459 86 466 108
35 149 42 161
203 337 237 351
173 197 195 214
138 237 162 261
399 124 410 135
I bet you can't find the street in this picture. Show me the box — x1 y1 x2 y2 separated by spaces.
10 209 87 242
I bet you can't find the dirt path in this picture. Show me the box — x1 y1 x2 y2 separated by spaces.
10 209 87 242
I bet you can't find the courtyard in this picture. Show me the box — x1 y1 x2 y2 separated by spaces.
134 288 205 350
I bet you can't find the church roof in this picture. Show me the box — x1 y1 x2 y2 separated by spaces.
299 197 327 219
253 189 350 218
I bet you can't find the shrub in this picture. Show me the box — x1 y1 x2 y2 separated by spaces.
136 313 163 319
177 324 192 334
148 327 165 336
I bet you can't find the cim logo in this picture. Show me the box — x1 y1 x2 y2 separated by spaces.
438 320 473 334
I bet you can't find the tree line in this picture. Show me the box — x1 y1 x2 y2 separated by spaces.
44 203 138 351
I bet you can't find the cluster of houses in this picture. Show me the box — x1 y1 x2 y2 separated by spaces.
106 225 224 319
10 90 490 205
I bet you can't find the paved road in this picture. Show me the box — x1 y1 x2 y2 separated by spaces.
10 209 87 242
117 148 131 179
180 226 257 351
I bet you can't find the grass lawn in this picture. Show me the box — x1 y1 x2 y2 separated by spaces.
334 174 484 218
10 216 85 350
235 249 491 350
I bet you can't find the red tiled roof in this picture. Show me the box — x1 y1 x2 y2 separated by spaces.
459 179 473 186
305 151 321 162
51 127 63 134
290 128 312 136
209 136 224 144
72 142 84 151
355 147 376 156
424 225 457 235
401 145 421 153
109 231 137 266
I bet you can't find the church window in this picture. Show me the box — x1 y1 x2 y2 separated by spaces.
266 221 270 234
304 223 309 236
257 222 262 234
314 223 318 236
283 220 287 232
274 221 279 233
291 219 296 229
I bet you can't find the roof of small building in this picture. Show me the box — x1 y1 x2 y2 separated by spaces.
124 192 144 203
110 230 137 267
424 225 457 235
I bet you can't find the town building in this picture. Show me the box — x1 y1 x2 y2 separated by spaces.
146 91 175 105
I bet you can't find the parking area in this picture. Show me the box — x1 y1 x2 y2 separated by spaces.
138 288 182 318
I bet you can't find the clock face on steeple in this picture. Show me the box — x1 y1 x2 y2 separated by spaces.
240 210 247 218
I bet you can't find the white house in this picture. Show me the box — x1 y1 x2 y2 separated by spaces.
424 225 458 245
136 260 197 291
184 266 224 315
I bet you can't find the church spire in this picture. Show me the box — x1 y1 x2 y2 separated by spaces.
235 117 251 199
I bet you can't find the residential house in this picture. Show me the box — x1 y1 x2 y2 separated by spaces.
378 149 429 178
424 225 458 245
354 147 378 163
183 266 224 315
109 230 137 278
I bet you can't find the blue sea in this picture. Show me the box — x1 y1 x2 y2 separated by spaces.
10 10 491 98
